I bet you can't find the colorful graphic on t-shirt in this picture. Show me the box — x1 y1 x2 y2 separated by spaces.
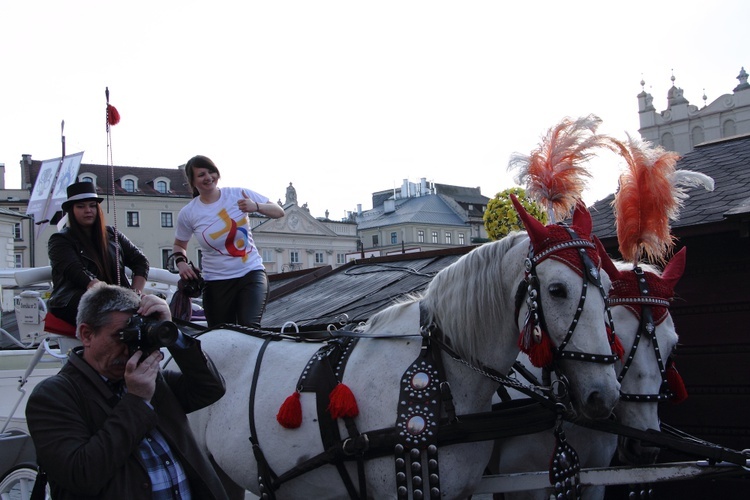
203 209 253 261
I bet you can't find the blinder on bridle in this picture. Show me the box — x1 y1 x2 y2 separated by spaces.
517 227 619 368
608 266 675 403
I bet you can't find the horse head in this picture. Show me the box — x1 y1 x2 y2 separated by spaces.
598 240 686 465
511 195 620 420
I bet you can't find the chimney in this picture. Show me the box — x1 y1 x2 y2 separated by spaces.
401 179 408 199
357 204 362 214
0 163 5 190
420 178 427 196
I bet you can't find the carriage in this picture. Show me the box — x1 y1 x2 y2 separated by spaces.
2 198 747 500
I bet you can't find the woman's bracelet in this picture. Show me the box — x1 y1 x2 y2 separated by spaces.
254 201 261 212
168 252 188 265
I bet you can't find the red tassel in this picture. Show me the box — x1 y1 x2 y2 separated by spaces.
519 328 553 368
667 362 688 403
276 391 302 428
107 104 120 126
328 383 359 419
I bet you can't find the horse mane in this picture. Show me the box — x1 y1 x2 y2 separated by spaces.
357 294 422 333
419 232 528 364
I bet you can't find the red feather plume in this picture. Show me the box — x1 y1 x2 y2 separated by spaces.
611 135 713 264
509 114 613 222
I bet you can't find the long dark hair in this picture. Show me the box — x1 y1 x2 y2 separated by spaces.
67 202 116 283
184 155 221 198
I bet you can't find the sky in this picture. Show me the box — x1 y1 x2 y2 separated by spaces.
2 1 748 221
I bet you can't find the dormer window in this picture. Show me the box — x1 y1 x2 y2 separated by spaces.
120 175 139 193
153 177 171 194
78 173 97 185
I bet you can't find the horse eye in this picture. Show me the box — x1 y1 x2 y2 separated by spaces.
548 283 567 298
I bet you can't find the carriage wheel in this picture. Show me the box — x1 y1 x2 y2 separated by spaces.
0 465 49 500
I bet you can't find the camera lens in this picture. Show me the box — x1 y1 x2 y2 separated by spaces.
148 320 179 348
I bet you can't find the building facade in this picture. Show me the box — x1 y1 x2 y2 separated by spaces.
0 158 358 274
355 178 489 256
638 67 750 154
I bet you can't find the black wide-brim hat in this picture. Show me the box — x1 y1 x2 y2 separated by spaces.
61 181 104 212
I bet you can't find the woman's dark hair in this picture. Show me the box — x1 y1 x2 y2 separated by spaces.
184 155 221 198
67 202 115 283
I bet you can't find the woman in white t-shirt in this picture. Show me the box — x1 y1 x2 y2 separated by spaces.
172 155 285 328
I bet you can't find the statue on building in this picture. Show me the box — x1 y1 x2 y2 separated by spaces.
285 182 297 205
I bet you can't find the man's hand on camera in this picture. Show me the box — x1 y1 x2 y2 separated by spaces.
137 294 172 322
124 350 163 403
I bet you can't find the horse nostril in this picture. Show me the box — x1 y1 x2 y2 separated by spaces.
586 391 615 419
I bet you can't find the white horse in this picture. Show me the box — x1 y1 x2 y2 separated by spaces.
492 245 686 500
188 199 621 499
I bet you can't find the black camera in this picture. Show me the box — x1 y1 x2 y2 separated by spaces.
119 314 179 356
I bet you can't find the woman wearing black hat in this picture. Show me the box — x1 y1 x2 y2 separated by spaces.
47 181 150 326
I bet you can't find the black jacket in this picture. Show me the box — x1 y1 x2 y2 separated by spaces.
47 226 149 312
26 339 228 499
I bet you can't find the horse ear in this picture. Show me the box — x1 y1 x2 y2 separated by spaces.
571 199 593 237
661 246 687 289
594 236 621 281
510 193 548 250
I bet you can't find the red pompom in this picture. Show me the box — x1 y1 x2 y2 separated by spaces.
107 104 120 126
519 327 554 368
667 361 688 403
276 391 302 428
328 383 359 419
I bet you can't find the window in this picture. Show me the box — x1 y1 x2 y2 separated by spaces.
13 222 22 240
123 179 136 193
156 180 168 193
390 232 398 244
262 249 275 262
445 232 452 245
315 252 325 264
127 211 140 227
14 253 23 268
372 235 379 247
336 253 346 265
161 249 171 268
290 251 300 264
661 132 674 151
81 176 94 184
691 126 704 148
417 230 424 243
431 231 438 244
723 119 736 138
161 212 173 228
458 232 465 245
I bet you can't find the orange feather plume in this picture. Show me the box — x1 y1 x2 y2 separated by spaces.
611 135 713 264
509 114 612 222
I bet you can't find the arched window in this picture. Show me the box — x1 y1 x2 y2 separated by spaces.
691 126 704 148
81 175 94 184
156 180 168 193
661 132 674 151
723 119 736 138
123 179 135 193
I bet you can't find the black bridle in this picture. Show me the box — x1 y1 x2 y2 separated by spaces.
516 230 619 366
608 266 674 402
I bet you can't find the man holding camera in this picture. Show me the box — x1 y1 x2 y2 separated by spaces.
25 283 228 499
